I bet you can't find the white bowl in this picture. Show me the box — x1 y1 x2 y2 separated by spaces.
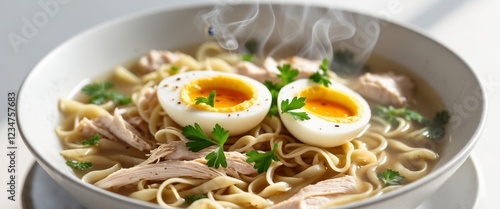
18 2 486 209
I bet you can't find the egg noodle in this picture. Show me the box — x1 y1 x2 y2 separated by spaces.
56 42 439 208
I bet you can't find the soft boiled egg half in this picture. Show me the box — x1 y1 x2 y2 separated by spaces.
277 79 371 147
157 71 272 136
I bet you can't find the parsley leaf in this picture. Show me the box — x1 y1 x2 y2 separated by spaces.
81 81 131 105
109 91 132 105
182 123 230 169
281 97 310 121
82 134 100 146
242 54 254 61
169 66 179 74
211 123 230 145
195 90 216 107
246 143 280 173
264 81 281 117
374 105 428 125
206 147 227 169
377 169 404 186
182 123 218 152
309 58 332 87
277 64 299 85
375 106 450 140
265 64 300 117
66 160 93 171
424 110 450 140
185 194 207 203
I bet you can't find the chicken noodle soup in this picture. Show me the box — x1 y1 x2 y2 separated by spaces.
56 41 446 208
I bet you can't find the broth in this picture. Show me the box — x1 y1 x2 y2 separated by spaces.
56 44 447 208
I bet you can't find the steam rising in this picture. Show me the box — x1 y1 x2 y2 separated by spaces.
195 1 380 65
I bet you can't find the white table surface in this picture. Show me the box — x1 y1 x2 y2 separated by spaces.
1 0 498 208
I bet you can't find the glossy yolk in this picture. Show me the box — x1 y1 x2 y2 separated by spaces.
181 75 257 112
304 98 354 118
298 85 361 123
189 88 250 108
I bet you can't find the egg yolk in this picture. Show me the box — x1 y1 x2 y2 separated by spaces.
298 86 361 123
304 99 354 118
189 88 250 108
181 75 257 112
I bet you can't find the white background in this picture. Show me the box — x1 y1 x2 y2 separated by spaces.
1 0 499 208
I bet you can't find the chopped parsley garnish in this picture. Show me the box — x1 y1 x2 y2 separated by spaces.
264 81 281 117
183 123 219 152
280 97 310 121
183 123 282 172
185 194 207 203
82 81 131 105
242 54 254 61
377 169 404 186
277 64 298 85
169 66 179 74
374 105 450 140
82 134 100 146
66 160 93 171
246 143 280 173
309 58 332 87
374 105 428 125
182 123 229 169
265 64 300 117
195 90 216 107
331 49 369 76
242 40 258 62
424 111 450 140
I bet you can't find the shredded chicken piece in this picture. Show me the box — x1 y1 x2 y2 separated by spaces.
94 160 225 189
95 147 256 189
284 56 322 79
75 110 155 151
356 72 414 107
141 141 257 176
268 176 358 209
193 152 257 176
124 116 152 141
97 110 155 151
76 117 117 141
237 56 325 84
137 50 181 73
236 61 269 83
140 141 203 165
262 57 282 83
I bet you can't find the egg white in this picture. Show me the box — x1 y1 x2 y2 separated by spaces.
157 71 272 136
277 79 371 147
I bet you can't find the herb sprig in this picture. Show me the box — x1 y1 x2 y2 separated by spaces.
185 194 207 203
280 97 310 121
374 105 450 140
66 160 93 171
242 54 254 61
182 123 281 172
264 64 300 117
82 134 100 146
195 90 216 107
82 81 131 105
424 111 450 140
374 105 428 125
377 169 405 187
264 82 281 117
246 143 280 173
182 123 229 169
309 58 332 87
